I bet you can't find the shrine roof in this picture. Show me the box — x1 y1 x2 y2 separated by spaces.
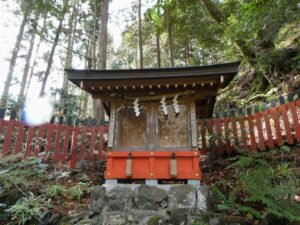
66 61 240 88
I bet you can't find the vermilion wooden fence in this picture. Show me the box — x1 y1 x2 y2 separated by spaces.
0 99 299 168
0 117 108 168
199 98 300 154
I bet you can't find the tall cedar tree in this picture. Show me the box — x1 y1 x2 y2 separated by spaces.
1 9 29 107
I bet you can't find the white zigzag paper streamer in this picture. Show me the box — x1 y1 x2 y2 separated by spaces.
172 95 180 114
133 98 140 117
160 96 168 116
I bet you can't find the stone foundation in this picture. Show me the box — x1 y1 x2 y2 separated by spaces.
89 183 211 225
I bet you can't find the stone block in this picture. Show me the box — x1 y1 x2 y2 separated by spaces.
168 184 196 209
134 185 168 210
106 186 134 211
90 186 106 214
196 185 210 211
168 208 188 225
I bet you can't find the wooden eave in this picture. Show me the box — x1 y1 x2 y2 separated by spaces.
66 61 240 98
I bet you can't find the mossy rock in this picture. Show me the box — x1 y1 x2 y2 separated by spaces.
147 215 164 225
77 219 95 225
58 216 72 225
192 212 250 225
168 208 188 225
192 220 209 225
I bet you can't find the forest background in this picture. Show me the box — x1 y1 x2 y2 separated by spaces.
0 0 299 120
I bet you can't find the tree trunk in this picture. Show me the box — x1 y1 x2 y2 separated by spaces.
199 0 272 91
199 0 256 59
94 0 109 124
17 13 39 109
24 13 48 100
91 1 99 69
167 19 175 67
62 4 77 91
1 10 28 107
97 0 109 69
156 30 161 68
138 0 143 68
155 0 161 68
24 41 40 100
39 0 68 96
81 93 89 118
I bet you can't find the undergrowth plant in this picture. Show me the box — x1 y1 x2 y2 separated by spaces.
43 185 68 200
212 151 300 222
0 154 48 189
5 192 51 225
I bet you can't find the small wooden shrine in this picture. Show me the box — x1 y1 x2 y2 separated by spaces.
66 62 239 182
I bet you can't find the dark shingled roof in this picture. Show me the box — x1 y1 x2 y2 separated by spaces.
66 61 240 86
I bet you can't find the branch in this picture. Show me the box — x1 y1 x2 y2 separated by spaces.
31 21 91 59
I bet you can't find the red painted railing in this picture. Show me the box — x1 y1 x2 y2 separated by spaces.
199 99 300 154
0 99 299 168
0 119 108 168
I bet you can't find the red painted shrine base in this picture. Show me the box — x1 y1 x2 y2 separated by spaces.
104 151 202 180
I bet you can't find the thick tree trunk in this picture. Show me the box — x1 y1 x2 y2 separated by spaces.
94 0 109 123
97 0 109 69
91 1 99 69
199 0 256 59
138 0 143 68
39 0 68 96
1 11 28 107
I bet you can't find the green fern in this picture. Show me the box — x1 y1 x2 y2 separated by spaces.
214 153 300 222
43 185 68 200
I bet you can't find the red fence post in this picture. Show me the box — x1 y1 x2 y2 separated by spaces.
253 112 266 151
223 118 232 153
36 124 46 156
70 125 80 168
98 126 105 160
200 120 207 154
79 127 88 161
230 117 239 150
238 117 249 151
261 110 275 149
215 119 224 154
44 124 55 161
287 102 300 142
14 121 25 154
53 124 64 162
278 104 293 144
246 114 257 152
62 125 72 163
3 120 15 156
269 107 283 146
24 126 35 157
89 126 96 161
